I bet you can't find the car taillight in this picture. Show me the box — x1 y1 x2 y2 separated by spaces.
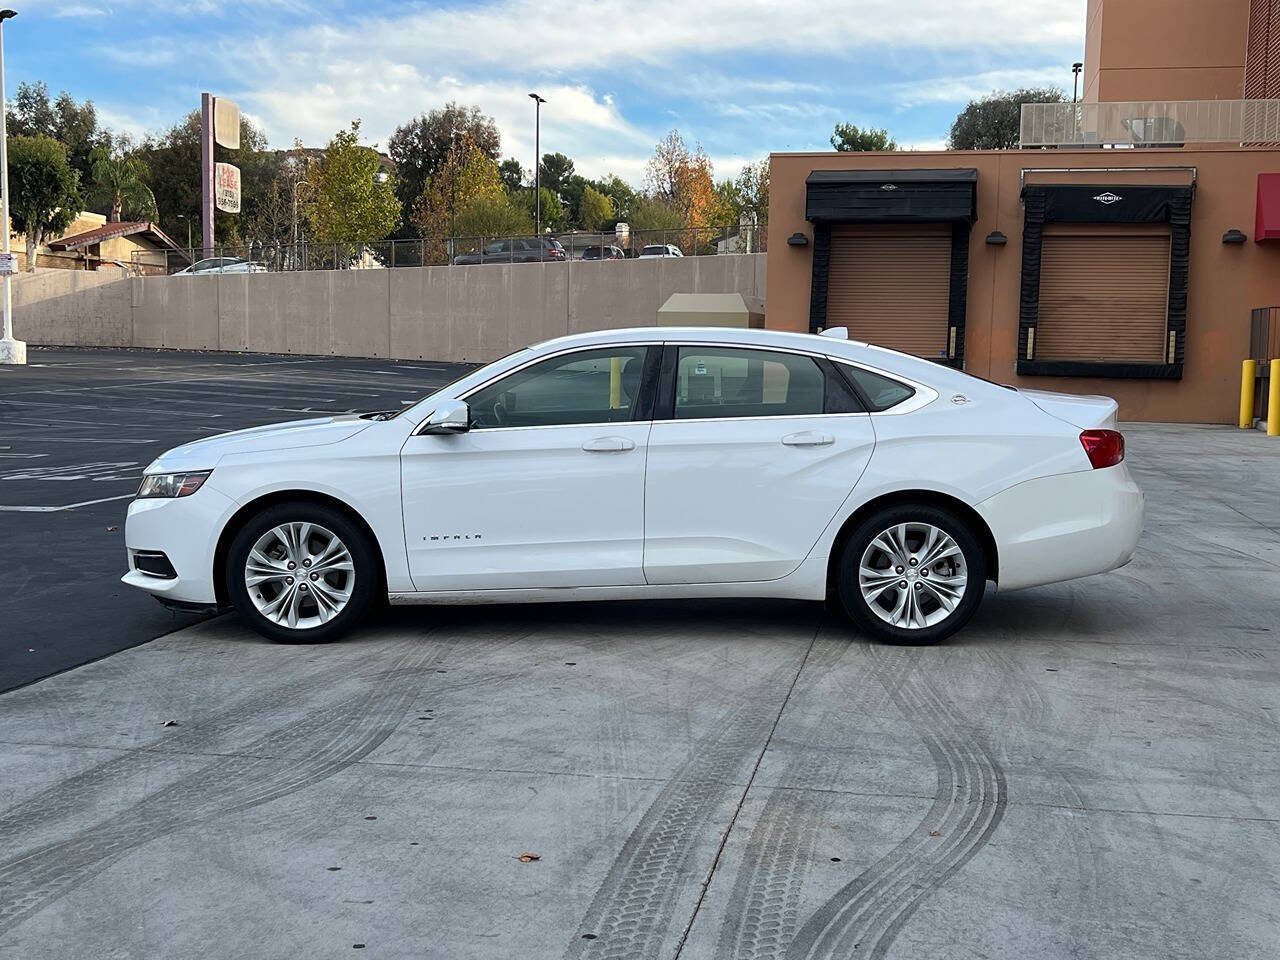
1080 429 1124 468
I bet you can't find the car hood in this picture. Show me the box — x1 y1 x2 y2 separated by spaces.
1022 389 1119 430
147 415 373 472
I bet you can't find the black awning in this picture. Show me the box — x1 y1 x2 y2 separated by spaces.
1020 183 1195 224
805 168 978 223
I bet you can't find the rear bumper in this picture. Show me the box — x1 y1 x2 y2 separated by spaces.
977 463 1144 592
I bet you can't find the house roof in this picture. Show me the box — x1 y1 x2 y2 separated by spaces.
49 221 189 260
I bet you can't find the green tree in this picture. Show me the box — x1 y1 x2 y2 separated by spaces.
413 140 530 258
302 121 400 252
515 185 564 231
538 152 575 197
577 185 615 231
5 81 107 181
7 135 82 272
456 194 533 239
498 157 525 192
591 174 637 223
387 103 501 236
629 194 685 232
948 87 1065 149
89 145 156 222
830 123 897 151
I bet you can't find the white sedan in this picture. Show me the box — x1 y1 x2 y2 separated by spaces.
122 327 1143 645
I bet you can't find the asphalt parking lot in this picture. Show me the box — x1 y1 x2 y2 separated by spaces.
0 347 471 693
2 351 1279 959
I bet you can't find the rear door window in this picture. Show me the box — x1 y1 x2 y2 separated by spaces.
671 347 825 420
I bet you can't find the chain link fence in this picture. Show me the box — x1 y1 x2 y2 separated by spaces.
133 225 766 276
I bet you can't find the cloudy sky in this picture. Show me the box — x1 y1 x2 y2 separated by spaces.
14 0 1085 184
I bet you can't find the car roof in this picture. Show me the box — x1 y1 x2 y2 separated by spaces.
525 326 989 394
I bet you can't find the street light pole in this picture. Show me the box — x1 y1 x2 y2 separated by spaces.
528 93 545 239
0 8 23 366
1072 61 1083 103
291 178 308 269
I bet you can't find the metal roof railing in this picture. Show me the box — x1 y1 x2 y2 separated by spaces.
1019 99 1280 148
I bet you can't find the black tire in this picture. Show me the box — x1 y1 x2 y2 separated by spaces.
226 501 379 644
836 503 987 646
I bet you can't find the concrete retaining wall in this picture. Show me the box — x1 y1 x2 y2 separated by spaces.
11 268 133 348
15 255 766 363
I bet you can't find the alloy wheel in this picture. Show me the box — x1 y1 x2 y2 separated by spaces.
858 522 968 630
244 522 355 629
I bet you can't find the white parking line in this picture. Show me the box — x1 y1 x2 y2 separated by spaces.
0 493 135 512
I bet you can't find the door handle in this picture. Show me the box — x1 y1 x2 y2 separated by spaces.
582 436 635 452
781 431 834 447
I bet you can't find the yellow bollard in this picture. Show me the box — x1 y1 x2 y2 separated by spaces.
1270 359 1280 437
1240 359 1256 429
609 356 622 410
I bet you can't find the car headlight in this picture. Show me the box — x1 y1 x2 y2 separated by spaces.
137 471 212 499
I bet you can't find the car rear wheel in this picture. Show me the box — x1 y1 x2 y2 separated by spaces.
226 502 378 644
836 504 986 646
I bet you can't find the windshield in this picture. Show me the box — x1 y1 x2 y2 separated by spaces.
641 246 665 255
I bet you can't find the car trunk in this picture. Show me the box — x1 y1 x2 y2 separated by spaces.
1022 389 1119 430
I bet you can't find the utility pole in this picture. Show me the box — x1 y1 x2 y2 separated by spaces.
291 178 308 270
528 93 545 240
0 9 23 366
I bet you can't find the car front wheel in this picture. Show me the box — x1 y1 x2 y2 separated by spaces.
836 504 986 646
226 502 378 644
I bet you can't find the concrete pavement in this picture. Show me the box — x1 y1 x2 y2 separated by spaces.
1 423 1277 959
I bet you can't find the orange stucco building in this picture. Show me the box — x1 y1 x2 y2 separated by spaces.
766 1 1280 423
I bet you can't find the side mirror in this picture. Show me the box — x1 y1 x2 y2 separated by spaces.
420 399 470 434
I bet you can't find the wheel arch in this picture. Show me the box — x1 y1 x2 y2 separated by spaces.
825 489 999 591
212 490 388 608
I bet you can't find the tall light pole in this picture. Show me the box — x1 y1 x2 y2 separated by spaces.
1072 61 1083 103
291 178 308 269
0 8 22 366
528 93 545 239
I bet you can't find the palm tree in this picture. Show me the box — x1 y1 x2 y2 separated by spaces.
89 146 157 222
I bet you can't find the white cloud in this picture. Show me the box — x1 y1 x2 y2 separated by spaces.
887 67 1074 108
52 3 110 17
67 0 1085 185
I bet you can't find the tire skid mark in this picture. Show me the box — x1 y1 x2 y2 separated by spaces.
786 642 1007 960
564 656 804 960
713 635 852 960
0 631 520 934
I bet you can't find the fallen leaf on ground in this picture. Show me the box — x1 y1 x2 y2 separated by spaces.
518 852 541 863
161 720 179 727
928 830 940 837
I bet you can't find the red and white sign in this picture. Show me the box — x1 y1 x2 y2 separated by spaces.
215 162 241 214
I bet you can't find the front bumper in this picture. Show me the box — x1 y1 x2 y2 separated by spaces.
121 485 238 604
976 462 1144 592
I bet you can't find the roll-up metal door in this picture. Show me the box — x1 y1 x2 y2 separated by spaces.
1035 229 1171 364
826 224 951 359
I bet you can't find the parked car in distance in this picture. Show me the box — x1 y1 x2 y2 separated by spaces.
638 244 684 258
452 237 567 265
123 326 1144 648
173 257 268 276
580 244 626 260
